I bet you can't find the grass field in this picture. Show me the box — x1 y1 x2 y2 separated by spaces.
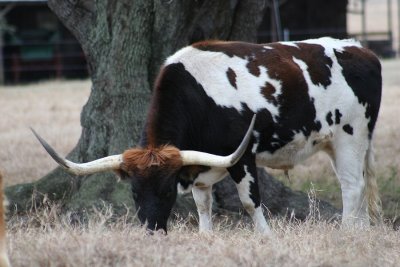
0 58 400 266
7 206 400 267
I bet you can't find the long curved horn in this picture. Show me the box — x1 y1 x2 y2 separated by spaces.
31 129 122 176
180 114 256 167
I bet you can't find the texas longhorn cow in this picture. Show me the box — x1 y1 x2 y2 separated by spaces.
33 37 382 234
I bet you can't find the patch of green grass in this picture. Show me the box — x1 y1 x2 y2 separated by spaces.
280 166 400 219
377 166 400 219
274 173 342 209
298 178 342 208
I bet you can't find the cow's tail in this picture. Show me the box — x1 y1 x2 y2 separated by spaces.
0 171 10 267
364 142 382 225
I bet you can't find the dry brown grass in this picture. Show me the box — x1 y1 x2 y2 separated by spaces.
0 59 399 266
0 80 90 186
6 203 400 267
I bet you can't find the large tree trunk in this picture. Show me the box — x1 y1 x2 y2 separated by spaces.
6 0 339 221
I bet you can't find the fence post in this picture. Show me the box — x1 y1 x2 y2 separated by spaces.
388 0 393 52
398 0 400 56
272 0 282 41
283 28 290 41
361 0 368 47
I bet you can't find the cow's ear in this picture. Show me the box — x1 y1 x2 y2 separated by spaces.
114 164 133 181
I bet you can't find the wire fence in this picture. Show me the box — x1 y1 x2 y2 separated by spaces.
2 39 88 83
2 27 396 84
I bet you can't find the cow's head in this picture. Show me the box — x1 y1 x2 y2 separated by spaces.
118 145 182 232
31 116 255 232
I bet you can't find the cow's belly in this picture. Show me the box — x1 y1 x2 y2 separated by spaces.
256 131 333 170
193 168 227 188
178 167 227 194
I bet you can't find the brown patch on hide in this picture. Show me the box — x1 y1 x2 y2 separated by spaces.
122 145 183 176
226 67 237 89
193 40 261 58
246 58 261 77
292 43 333 88
192 40 226 50
194 182 206 188
194 40 333 88
261 82 277 105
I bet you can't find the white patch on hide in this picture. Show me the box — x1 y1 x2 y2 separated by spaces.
263 46 274 50
193 167 227 188
252 131 260 154
301 37 362 56
278 41 299 48
166 48 281 117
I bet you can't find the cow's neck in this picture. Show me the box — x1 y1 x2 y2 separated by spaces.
143 63 210 150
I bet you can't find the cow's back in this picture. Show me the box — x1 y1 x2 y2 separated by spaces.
161 38 381 166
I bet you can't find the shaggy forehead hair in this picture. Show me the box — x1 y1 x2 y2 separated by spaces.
122 145 183 176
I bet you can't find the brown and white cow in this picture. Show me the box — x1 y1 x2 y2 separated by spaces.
33 37 382 234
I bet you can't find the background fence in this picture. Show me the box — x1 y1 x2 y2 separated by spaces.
0 0 398 84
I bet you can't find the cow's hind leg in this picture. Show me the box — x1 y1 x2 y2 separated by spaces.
332 136 369 227
228 161 271 235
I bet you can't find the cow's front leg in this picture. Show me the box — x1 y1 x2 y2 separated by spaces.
228 163 272 235
192 185 213 232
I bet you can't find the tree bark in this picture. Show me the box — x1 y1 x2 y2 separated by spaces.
6 0 339 221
